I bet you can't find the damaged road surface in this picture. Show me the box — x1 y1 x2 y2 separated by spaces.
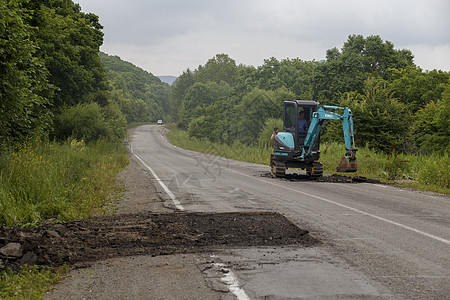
0 212 316 270
9 125 448 299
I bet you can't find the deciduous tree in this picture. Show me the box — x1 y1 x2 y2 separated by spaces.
0 0 52 145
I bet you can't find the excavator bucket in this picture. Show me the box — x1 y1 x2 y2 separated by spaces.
336 149 358 172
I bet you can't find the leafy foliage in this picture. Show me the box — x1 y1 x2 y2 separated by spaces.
100 52 170 123
0 0 52 145
170 36 447 156
312 35 414 104
170 69 195 125
386 66 449 112
194 53 237 85
411 86 450 153
23 0 108 107
1 0 173 146
53 102 126 143
327 78 411 152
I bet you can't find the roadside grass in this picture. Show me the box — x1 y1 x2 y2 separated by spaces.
0 137 128 298
0 137 128 227
0 265 68 300
167 128 449 194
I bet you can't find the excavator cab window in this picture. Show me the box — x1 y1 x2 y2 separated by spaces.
300 107 311 123
297 102 320 150
284 102 296 132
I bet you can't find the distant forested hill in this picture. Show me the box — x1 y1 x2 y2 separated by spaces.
99 52 171 123
158 76 178 85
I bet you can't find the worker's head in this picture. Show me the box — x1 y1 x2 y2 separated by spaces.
299 111 304 119
274 127 279 133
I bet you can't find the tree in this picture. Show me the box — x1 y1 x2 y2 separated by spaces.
255 57 283 91
411 85 450 153
194 54 237 86
386 66 449 112
232 64 258 96
53 102 126 142
23 0 108 107
326 78 411 153
0 0 52 145
181 81 232 130
313 35 414 104
170 69 195 124
232 88 279 144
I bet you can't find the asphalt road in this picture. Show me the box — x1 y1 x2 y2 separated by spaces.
47 124 448 299
126 125 449 299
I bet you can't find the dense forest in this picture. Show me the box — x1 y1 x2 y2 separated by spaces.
1 0 448 155
170 38 449 154
1 0 168 148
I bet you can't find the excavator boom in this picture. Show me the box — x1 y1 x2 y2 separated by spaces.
302 105 358 172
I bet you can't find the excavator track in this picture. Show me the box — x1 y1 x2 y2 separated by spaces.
307 162 323 177
271 158 286 177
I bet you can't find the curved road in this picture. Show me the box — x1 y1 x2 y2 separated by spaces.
130 125 449 299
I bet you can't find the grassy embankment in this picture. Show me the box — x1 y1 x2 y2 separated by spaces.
0 137 128 299
167 128 449 195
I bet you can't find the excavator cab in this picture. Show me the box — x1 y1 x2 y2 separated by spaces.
283 100 320 155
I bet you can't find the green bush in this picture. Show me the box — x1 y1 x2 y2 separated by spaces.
53 102 126 143
324 78 411 153
411 86 450 153
188 116 210 140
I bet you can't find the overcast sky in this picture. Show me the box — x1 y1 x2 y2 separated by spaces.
76 0 450 76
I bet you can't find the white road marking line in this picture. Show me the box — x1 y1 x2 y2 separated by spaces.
130 145 185 211
213 263 250 300
378 275 450 279
227 168 450 246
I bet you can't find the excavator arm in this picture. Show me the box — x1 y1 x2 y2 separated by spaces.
302 105 358 172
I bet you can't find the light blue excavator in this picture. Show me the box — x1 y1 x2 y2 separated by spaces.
271 100 358 177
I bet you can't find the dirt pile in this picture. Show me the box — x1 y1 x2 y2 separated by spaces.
261 172 382 184
0 212 317 271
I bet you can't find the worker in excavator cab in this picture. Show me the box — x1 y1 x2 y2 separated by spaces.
298 110 308 135
298 109 309 147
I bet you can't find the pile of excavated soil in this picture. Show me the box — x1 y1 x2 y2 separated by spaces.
261 172 382 184
0 212 318 271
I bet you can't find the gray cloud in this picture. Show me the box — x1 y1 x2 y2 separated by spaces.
77 0 450 75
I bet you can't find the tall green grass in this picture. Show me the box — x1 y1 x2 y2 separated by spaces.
0 265 68 299
0 137 128 298
0 137 128 227
167 128 449 194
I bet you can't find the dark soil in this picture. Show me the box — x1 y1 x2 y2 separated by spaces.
0 212 318 271
261 172 382 184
